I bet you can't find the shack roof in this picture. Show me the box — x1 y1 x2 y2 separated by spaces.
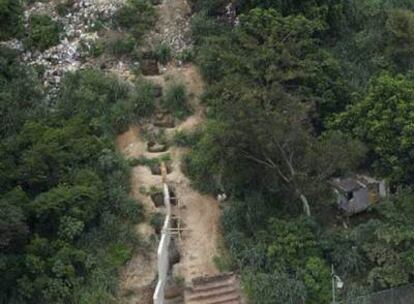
330 178 362 193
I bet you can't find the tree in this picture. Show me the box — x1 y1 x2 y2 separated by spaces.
243 269 307 304
0 47 43 138
190 8 366 215
302 257 331 304
0 188 29 252
0 0 23 40
385 9 414 71
330 73 414 183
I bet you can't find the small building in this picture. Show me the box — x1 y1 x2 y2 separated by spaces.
330 175 387 215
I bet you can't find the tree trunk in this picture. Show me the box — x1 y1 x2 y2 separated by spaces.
300 194 311 216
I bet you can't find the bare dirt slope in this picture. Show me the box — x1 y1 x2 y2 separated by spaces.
117 128 160 303
168 146 222 281
117 0 223 302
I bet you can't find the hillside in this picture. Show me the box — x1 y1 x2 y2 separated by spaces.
2 1 414 304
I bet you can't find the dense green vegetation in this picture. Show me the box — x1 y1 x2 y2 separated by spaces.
0 1 158 301
162 83 191 119
114 0 156 41
0 0 23 40
0 48 157 303
0 20 154 303
186 0 414 302
25 14 62 51
3 0 414 303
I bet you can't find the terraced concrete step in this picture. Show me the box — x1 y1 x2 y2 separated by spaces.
187 293 240 304
185 273 241 304
188 277 235 293
192 273 234 286
186 285 237 302
165 295 184 304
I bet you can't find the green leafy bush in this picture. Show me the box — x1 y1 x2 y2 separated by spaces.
172 129 202 147
243 269 307 304
150 212 164 233
0 47 43 138
57 69 129 122
154 43 172 64
56 0 75 16
115 0 156 40
177 48 194 63
0 68 146 303
25 14 62 51
105 33 136 58
162 83 191 119
128 79 156 118
0 0 23 40
87 40 105 58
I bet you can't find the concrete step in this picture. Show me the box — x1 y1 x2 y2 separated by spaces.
184 273 241 304
189 277 235 293
165 295 184 304
186 285 237 302
188 293 240 304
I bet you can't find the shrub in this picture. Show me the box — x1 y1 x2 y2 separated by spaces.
128 79 156 118
162 83 191 119
58 69 130 121
154 43 172 64
0 47 43 138
128 154 170 167
87 40 105 58
25 14 62 51
110 101 133 134
150 212 164 233
172 129 202 147
176 48 194 63
243 269 307 304
118 197 143 224
114 0 156 40
79 38 104 58
56 0 75 16
0 0 23 40
105 33 136 58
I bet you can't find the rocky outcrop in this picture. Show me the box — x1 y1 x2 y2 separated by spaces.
0 0 126 100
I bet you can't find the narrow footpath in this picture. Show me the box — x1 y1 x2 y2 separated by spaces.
116 1 243 303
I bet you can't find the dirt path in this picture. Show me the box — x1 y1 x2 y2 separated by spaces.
168 146 221 281
117 0 223 302
116 127 160 303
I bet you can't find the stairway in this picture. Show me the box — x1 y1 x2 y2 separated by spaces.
165 294 185 304
184 273 241 304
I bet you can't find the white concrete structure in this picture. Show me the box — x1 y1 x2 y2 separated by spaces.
153 183 172 304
